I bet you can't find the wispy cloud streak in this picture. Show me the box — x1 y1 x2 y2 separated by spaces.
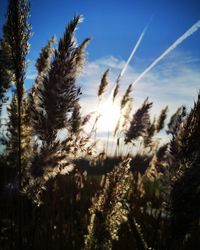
132 20 200 87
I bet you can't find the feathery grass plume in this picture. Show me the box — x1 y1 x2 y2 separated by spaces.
145 153 162 180
30 141 68 179
26 138 78 205
30 36 55 103
143 118 156 148
3 0 31 188
114 84 133 136
28 16 92 202
156 106 168 132
112 81 119 102
4 95 36 192
167 106 186 136
2 2 31 247
0 39 13 115
125 98 153 144
1 93 34 194
35 37 55 74
23 39 55 169
129 145 170 249
20 99 35 182
169 93 199 174
82 112 94 126
22 31 55 206
1 96 34 198
120 84 133 110
167 106 187 166
125 204 150 250
1 0 31 192
4 95 19 170
84 158 131 249
34 15 90 144
105 159 131 241
28 37 55 139
89 69 110 140
178 93 200 160
98 69 109 100
69 100 82 134
155 143 169 173
169 92 200 245
4 0 31 102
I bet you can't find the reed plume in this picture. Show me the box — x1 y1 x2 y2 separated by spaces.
2 2 31 248
98 69 109 99
28 37 55 140
112 81 119 102
167 106 186 136
69 101 82 134
0 39 13 114
5 95 19 169
26 16 92 204
125 98 153 144
114 84 133 136
156 106 168 132
170 92 200 242
85 158 131 249
143 118 156 148
120 84 133 110
33 15 89 144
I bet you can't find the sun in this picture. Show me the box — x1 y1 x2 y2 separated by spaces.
97 99 121 132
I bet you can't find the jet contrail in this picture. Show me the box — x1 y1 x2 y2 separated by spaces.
116 25 148 82
109 17 153 102
116 15 154 83
132 20 200 86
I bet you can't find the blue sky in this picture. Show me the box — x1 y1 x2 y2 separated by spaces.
1 0 200 146
1 0 200 62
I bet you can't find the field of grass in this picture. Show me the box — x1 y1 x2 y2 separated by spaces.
0 1 200 249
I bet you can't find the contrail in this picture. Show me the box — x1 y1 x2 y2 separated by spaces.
109 17 153 102
116 15 154 83
132 20 200 87
116 25 148 82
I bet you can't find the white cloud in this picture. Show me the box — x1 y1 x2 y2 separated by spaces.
78 52 200 147
21 52 200 151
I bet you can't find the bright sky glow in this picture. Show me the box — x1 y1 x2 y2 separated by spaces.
97 99 121 133
0 0 200 146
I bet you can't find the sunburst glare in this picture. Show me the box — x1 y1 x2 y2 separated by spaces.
97 98 121 132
